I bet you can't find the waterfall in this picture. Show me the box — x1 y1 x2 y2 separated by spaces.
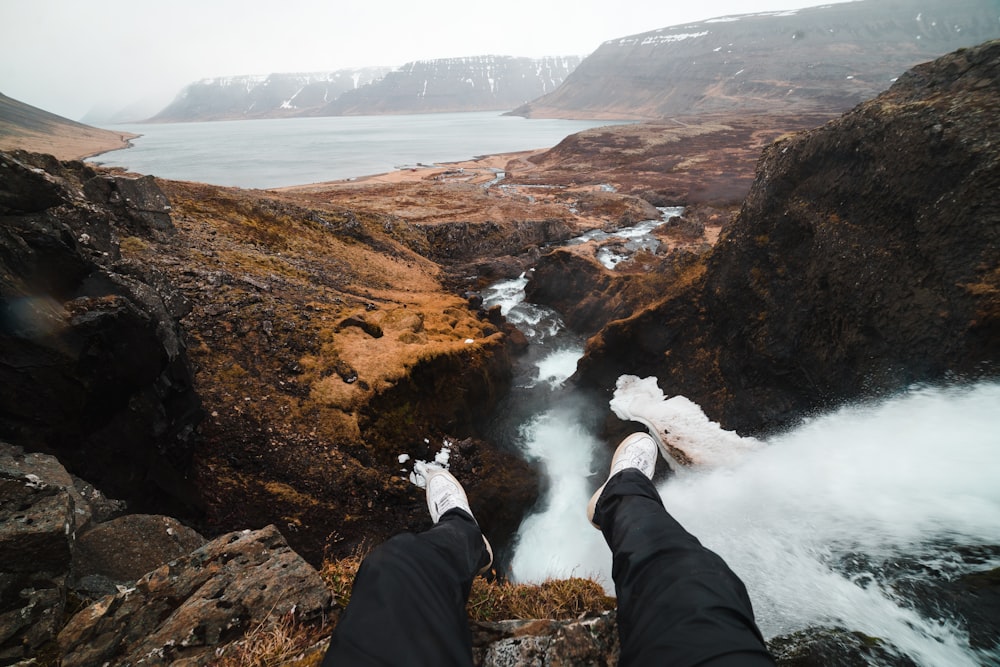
480 216 1000 665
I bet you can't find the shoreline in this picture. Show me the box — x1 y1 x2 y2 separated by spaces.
275 149 543 192
0 129 139 163
81 132 141 162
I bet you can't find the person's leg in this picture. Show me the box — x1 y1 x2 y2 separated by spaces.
590 433 774 667
323 466 491 667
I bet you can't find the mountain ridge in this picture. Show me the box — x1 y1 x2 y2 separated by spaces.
313 55 582 116
149 67 393 122
513 0 1000 119
149 56 581 122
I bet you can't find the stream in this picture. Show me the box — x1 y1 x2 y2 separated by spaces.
479 212 1000 665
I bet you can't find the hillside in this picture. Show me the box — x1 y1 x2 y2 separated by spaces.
0 92 135 159
514 0 1000 119
315 55 582 115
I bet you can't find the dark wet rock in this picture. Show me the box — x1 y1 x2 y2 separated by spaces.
526 249 635 336
951 566 1000 652
472 612 619 666
71 476 126 525
0 152 65 214
83 173 175 235
58 525 331 667
662 213 705 240
0 150 203 515
527 245 705 337
0 443 77 661
767 627 918 667
577 40 1000 435
71 514 205 599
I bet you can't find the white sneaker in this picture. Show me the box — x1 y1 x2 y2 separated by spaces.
414 461 494 572
587 432 658 528
416 461 474 523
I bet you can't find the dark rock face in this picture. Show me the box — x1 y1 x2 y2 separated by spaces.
517 0 1000 120
526 245 707 337
0 150 203 513
577 40 1000 434
58 525 331 667
0 444 77 662
319 56 582 115
416 218 575 263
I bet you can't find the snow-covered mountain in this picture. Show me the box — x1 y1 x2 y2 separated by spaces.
147 55 582 122
149 68 392 122
313 55 582 115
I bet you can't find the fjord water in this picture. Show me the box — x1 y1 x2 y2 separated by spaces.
92 112 621 188
482 229 1000 665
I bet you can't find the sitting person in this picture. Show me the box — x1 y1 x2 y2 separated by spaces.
323 432 775 666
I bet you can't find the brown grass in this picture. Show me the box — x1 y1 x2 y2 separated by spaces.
211 610 321 667
318 554 615 624
467 576 616 623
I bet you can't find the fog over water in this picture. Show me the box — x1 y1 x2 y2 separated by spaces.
89 112 624 188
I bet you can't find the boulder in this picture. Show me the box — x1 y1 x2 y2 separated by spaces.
767 627 918 666
71 514 206 599
472 613 619 666
0 443 78 662
58 525 332 667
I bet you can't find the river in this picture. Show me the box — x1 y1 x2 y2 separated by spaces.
481 213 1000 666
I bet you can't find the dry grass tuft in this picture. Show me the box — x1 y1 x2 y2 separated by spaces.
212 610 319 667
318 553 614 626
318 554 365 610
467 576 616 623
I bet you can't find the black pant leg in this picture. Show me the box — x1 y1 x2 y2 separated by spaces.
592 469 775 667
322 509 489 667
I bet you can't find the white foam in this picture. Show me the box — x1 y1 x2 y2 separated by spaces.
509 408 612 587
512 380 1000 664
530 347 584 389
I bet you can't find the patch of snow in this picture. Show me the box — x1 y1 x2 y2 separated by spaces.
706 16 741 23
610 375 763 470
615 31 709 47
398 454 410 464
407 440 454 487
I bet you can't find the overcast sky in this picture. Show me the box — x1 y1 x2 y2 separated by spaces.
1 0 854 121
